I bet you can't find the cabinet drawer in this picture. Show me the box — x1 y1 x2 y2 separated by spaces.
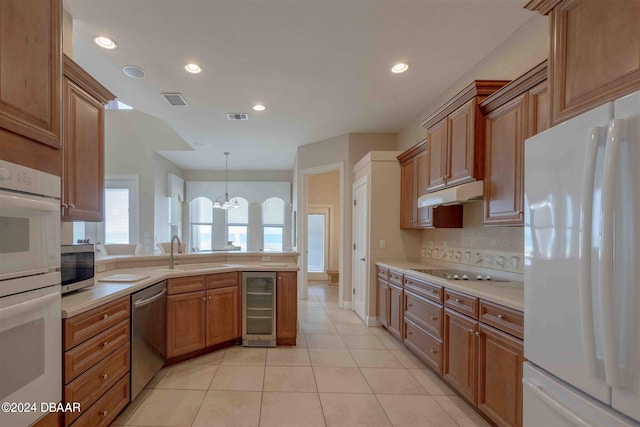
376 266 389 280
479 300 523 339
404 290 443 338
404 275 443 303
64 345 129 425
404 318 443 374
69 375 129 427
64 319 130 384
444 289 478 319
167 275 207 295
388 270 403 286
207 272 239 289
64 297 130 350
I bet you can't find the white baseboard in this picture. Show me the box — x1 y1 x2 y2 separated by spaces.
366 316 380 327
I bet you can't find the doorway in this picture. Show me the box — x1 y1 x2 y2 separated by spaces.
307 206 331 280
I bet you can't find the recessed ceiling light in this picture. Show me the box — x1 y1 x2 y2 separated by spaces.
94 36 118 50
252 104 266 112
184 63 202 74
391 63 409 74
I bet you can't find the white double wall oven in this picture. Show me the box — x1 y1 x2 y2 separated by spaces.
0 159 62 427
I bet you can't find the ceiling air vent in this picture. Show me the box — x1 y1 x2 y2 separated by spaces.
162 93 189 106
226 113 249 120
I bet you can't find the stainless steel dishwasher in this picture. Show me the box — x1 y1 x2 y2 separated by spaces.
131 280 166 399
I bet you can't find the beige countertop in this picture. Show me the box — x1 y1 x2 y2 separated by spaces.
61 262 299 318
375 259 524 311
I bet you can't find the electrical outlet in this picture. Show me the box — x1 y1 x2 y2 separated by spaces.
379 240 386 249
96 264 106 273
261 256 271 262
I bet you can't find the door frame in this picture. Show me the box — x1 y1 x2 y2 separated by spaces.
298 162 345 307
352 175 368 322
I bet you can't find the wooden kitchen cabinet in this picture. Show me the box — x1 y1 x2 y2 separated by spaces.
526 0 640 125
0 0 62 177
388 282 403 340
276 271 298 345
166 291 207 358
443 307 479 404
477 323 524 427
206 286 240 347
377 277 389 328
398 140 463 230
421 80 508 192
480 62 548 226
62 55 115 221
62 297 130 427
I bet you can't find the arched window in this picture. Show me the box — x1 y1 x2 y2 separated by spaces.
262 197 285 251
190 197 213 251
226 197 249 250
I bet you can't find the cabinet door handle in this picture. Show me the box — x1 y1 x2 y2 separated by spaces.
430 316 437 320
468 329 474 334
497 314 505 320
430 349 437 354
101 314 109 320
407 303 413 307
407 331 413 335
101 373 108 380
430 290 438 294
455 298 463 304
102 341 109 348
208 296 211 300
475 331 481 337
61 203 69 208
100 410 108 417
69 204 75 208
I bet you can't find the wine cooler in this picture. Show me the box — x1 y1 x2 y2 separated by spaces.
242 272 277 347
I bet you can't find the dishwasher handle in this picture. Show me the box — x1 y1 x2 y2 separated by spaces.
133 289 166 308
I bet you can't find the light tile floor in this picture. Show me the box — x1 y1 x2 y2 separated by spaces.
113 282 490 427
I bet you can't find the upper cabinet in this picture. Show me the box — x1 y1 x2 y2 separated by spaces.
421 81 509 193
62 55 115 221
526 0 640 125
398 141 463 230
0 0 62 175
480 61 548 226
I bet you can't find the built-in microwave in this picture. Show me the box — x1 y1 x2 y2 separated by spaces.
61 244 95 294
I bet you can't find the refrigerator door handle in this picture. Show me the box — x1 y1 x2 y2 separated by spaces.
522 378 592 427
579 126 606 378
599 119 623 389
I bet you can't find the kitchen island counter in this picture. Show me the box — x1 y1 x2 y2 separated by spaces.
62 260 298 318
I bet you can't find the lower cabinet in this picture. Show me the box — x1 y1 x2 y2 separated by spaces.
477 323 524 427
376 278 389 328
62 297 131 427
443 308 479 404
385 267 524 427
166 291 207 358
276 271 298 345
388 282 403 339
166 273 241 359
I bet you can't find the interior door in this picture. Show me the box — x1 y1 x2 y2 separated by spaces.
352 177 368 321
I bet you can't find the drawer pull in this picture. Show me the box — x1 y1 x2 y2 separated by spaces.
101 373 108 380
407 303 413 307
101 314 109 320
468 329 474 334
100 410 108 417
430 349 438 354
430 290 438 294
102 341 109 348
497 314 506 320
475 332 481 337
430 316 437 320
455 298 463 304
407 331 413 335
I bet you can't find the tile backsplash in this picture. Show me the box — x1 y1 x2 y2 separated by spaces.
421 245 523 274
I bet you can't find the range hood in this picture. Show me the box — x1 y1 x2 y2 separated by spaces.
417 180 483 208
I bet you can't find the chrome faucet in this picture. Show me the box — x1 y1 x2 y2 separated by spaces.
169 235 183 269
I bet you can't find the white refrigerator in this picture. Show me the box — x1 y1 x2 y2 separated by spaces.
523 90 640 427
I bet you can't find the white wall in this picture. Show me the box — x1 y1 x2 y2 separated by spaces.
105 109 191 253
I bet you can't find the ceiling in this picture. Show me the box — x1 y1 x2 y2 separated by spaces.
65 0 533 171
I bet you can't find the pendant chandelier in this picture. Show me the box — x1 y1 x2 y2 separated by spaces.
213 152 240 209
